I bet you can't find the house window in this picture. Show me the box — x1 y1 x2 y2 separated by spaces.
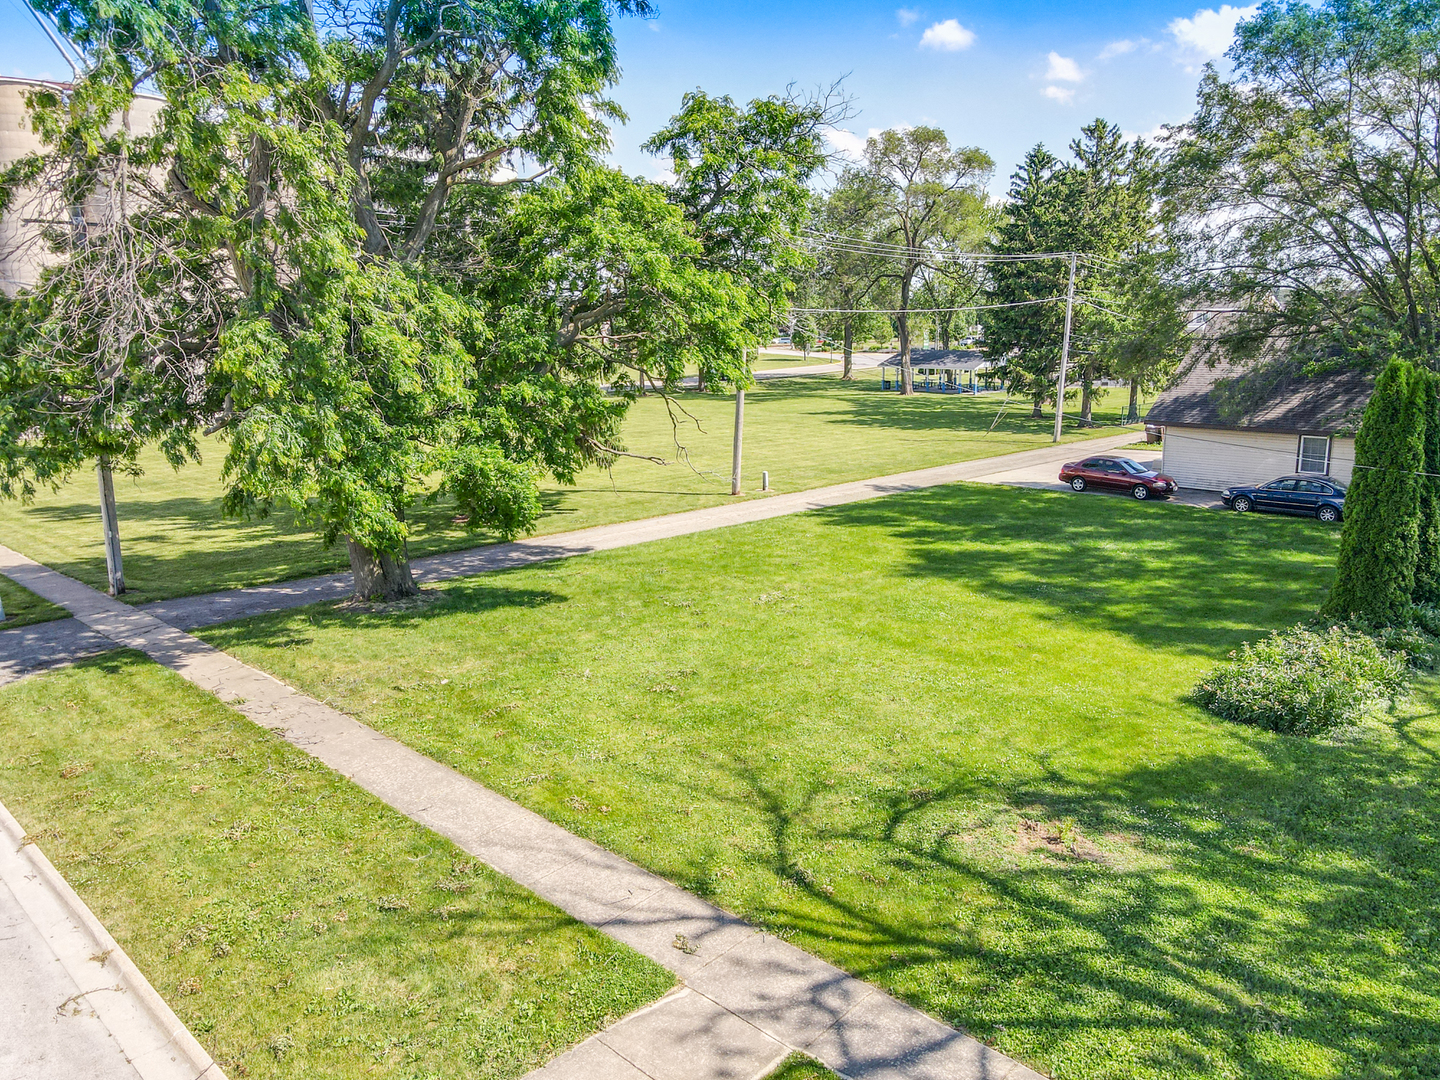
1297 435 1331 474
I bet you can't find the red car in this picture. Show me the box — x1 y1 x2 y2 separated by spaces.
1059 455 1178 500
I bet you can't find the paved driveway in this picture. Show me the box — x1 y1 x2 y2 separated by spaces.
973 442 1226 509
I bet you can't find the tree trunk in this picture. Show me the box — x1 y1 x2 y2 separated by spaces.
96 456 125 596
1031 397 1045 419
346 537 420 601
696 366 705 392
1127 380 1140 424
842 321 854 380
1080 360 1095 426
898 272 915 395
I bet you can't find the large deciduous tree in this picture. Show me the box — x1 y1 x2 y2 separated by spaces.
1166 0 1440 367
643 86 842 348
809 169 890 379
1 0 764 601
858 127 992 395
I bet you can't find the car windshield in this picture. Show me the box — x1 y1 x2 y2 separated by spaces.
1117 459 1148 474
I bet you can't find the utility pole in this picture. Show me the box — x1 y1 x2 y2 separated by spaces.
731 385 745 495
1052 252 1077 443
97 455 125 595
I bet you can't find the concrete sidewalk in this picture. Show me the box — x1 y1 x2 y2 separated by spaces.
0 428 1142 687
0 544 1046 1080
0 801 225 1080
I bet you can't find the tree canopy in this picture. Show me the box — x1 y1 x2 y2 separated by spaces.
0 0 795 599
1166 0 1440 368
986 120 1182 422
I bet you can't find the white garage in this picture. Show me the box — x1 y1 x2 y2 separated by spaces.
1145 360 1373 493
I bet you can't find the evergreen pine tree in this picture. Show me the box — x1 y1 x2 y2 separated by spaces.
1415 369 1440 603
1324 358 1426 623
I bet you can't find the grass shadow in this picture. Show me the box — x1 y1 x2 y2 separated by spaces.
811 483 1338 656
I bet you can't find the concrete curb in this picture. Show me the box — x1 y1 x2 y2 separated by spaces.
0 799 226 1080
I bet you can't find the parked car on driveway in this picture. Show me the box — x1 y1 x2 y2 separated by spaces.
1220 476 1345 522
1058 456 1178 500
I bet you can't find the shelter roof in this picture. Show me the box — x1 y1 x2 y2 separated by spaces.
880 349 992 370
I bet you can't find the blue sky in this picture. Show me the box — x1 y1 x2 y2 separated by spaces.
0 0 1256 195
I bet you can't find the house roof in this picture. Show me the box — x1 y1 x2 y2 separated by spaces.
1145 357 1375 435
880 348 993 371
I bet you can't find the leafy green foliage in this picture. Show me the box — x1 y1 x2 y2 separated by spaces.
1325 357 1427 622
1165 0 1440 364
985 120 1181 418
1415 370 1440 600
643 87 836 323
854 126 992 392
1 0 787 598
1193 624 1406 735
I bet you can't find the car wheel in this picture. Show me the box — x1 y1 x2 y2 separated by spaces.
1232 495 1253 513
1317 504 1339 523
1131 484 1150 500
1070 477 1086 492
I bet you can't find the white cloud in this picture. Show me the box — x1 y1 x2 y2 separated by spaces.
824 127 868 162
1120 123 1170 143
1044 85 1076 105
1045 51 1083 82
1098 38 1139 60
896 7 921 27
919 19 976 51
651 167 678 187
1169 5 1258 60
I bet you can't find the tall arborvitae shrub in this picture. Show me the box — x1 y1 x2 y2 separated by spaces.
1324 358 1426 624
1414 369 1440 602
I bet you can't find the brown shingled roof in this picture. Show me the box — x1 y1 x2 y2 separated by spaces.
1145 358 1375 435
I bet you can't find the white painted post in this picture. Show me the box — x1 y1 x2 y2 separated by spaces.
97 455 125 595
762 470 769 491
1053 252 1077 443
731 387 745 496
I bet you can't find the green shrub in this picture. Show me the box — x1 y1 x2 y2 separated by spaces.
1193 624 1406 736
1324 357 1426 624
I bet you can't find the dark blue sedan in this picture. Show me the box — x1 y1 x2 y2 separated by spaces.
1220 476 1346 522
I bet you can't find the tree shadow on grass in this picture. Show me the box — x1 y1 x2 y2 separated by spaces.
811 483 1339 657
700 701 1440 1078
200 581 569 652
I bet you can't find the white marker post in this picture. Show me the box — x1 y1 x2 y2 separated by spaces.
1052 252 1077 443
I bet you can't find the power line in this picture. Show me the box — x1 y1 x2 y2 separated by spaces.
801 229 1122 268
791 296 1064 315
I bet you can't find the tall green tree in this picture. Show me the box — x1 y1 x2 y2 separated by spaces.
859 127 992 395
1166 0 1440 367
986 120 1178 422
810 168 890 379
1415 369 1440 602
1 0 764 600
1325 358 1427 623
643 86 842 344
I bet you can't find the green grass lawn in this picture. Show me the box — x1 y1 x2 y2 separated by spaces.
765 1055 842 1079
0 575 69 628
0 371 1145 604
198 484 1439 1080
0 655 671 1079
